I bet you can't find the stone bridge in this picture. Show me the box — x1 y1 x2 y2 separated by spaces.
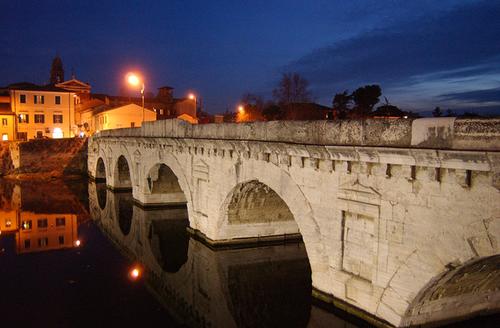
88 118 500 327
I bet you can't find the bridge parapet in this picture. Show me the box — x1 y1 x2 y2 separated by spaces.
95 117 500 151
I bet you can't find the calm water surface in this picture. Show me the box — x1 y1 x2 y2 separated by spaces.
0 179 497 327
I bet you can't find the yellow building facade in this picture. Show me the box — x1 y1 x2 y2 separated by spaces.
9 84 76 140
16 213 78 254
0 112 15 141
93 103 156 133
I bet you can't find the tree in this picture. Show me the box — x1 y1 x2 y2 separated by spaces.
262 103 283 121
332 90 351 119
432 107 443 117
351 84 381 117
272 72 312 105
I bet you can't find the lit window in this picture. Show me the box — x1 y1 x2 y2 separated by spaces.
2 134 7 141
56 218 66 226
5 220 11 227
53 114 63 124
55 96 61 105
21 220 32 230
18 114 29 123
34 95 44 104
37 219 48 229
52 127 63 139
20 94 26 103
34 114 45 123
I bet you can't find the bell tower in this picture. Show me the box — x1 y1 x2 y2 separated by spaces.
50 56 65 84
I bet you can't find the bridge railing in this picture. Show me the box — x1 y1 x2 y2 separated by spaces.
94 117 500 151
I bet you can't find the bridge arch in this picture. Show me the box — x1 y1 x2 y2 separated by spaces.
113 155 133 190
95 157 106 181
217 160 325 289
402 254 500 326
141 156 196 229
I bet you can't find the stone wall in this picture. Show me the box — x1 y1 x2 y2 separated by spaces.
95 117 500 151
89 118 500 327
0 138 88 178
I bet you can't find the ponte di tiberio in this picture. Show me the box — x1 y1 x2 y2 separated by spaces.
88 117 500 327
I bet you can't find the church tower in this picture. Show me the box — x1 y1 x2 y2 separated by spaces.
50 56 64 84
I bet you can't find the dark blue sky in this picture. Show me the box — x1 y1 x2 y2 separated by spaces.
1 0 499 114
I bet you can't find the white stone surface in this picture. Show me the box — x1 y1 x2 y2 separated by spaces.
88 119 500 327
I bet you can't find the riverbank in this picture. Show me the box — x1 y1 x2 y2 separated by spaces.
0 138 88 180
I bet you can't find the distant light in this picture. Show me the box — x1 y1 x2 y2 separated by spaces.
79 132 85 138
127 73 140 86
188 93 195 100
238 105 244 113
403 115 408 119
53 127 63 139
129 266 142 280
74 239 81 247
2 134 8 141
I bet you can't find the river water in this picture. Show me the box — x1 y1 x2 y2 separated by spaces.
0 179 496 327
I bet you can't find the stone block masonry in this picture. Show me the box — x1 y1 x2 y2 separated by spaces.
89 118 500 327
0 137 88 179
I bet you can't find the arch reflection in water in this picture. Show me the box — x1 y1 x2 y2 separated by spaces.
88 183 354 328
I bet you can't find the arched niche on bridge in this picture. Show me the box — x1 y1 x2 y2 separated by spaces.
402 254 500 327
114 155 132 190
96 157 106 181
147 164 187 202
226 180 296 225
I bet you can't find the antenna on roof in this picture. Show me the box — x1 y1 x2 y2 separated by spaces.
71 67 75 79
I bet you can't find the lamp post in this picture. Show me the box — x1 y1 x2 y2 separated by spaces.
188 93 197 116
127 73 145 124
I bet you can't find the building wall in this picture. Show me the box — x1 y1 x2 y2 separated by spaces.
94 104 156 132
0 114 15 141
10 89 75 140
16 213 78 254
175 99 196 118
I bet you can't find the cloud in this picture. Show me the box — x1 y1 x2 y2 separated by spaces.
438 87 500 103
285 1 500 95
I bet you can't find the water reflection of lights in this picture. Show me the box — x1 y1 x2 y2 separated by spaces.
128 265 142 281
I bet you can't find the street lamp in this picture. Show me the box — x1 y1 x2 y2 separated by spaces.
126 72 145 124
188 93 197 115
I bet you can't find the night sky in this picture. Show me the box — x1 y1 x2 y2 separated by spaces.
1 0 499 115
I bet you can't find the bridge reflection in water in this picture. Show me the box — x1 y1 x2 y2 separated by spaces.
89 181 360 328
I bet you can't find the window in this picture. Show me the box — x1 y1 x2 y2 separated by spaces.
58 235 65 245
56 217 66 227
34 114 45 123
131 122 135 128
17 132 27 141
38 237 49 247
5 220 12 227
37 218 48 229
53 114 63 124
55 96 61 105
21 220 32 230
20 94 26 103
18 114 29 123
2 118 7 126
34 95 45 104
24 239 31 249
2 134 7 141
36 131 43 139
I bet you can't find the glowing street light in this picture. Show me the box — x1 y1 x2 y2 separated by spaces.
238 105 244 113
126 72 145 124
128 265 142 281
